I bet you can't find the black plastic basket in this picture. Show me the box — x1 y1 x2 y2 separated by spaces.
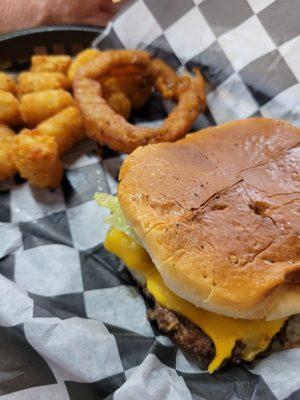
0 25 103 71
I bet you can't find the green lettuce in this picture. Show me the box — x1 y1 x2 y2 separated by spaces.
94 192 140 242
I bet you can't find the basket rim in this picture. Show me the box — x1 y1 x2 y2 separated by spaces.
0 25 104 42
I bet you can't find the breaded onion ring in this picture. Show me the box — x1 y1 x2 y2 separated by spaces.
105 91 131 120
101 75 151 111
147 58 179 100
73 50 206 153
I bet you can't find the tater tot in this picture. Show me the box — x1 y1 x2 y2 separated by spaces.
0 125 17 180
12 129 63 189
0 124 15 139
0 90 21 126
37 106 85 154
67 48 101 84
17 72 68 95
0 72 17 95
20 89 75 127
31 55 72 75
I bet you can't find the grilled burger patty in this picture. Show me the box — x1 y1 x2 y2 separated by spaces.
129 270 298 368
147 297 248 367
145 288 293 367
148 300 215 364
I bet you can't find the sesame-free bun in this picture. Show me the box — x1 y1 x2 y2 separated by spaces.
118 118 300 320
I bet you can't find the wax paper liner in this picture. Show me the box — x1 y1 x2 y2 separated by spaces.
1 0 300 399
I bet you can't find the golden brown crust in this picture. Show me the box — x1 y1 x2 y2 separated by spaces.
0 125 17 180
147 58 179 99
30 55 72 74
118 118 300 320
0 90 22 127
67 48 102 85
12 129 63 189
36 106 84 154
19 89 74 127
0 72 17 95
17 72 69 96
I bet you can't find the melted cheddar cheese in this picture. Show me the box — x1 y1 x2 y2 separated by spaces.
105 228 285 372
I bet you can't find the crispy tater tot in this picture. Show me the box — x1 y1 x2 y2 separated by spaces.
12 129 63 189
0 90 22 126
30 55 72 74
0 125 17 180
17 72 68 96
37 106 85 154
67 48 101 84
0 124 15 139
0 72 17 95
20 89 75 127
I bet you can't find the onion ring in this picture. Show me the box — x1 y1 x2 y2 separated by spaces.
106 91 131 120
73 50 206 153
101 75 152 111
68 49 151 119
147 58 179 100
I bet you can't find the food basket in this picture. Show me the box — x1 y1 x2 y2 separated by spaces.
0 25 103 71
1 1 300 396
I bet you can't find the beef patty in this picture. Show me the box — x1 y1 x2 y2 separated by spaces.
144 285 247 368
145 289 291 368
148 300 214 364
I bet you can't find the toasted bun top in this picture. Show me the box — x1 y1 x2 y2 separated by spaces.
118 118 300 320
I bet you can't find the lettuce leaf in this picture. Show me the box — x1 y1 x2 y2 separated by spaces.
94 192 140 242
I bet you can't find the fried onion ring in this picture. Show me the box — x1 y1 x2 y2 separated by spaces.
106 91 131 120
147 58 179 100
101 75 152 111
70 49 151 120
73 50 206 153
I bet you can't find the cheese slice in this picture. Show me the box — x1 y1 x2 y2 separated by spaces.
105 228 285 373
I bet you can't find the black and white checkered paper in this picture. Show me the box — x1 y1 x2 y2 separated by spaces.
1 1 300 398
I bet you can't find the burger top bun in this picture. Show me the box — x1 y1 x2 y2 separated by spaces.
119 118 300 320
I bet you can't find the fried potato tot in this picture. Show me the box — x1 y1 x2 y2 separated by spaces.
20 89 75 127
106 92 131 120
37 106 85 154
17 72 68 96
0 90 22 126
0 124 15 139
12 129 63 189
67 48 101 84
0 72 17 95
0 125 17 180
31 55 72 74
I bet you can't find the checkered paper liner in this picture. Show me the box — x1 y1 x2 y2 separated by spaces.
1 0 300 399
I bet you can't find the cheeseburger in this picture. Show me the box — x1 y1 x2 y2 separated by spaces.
96 118 300 372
